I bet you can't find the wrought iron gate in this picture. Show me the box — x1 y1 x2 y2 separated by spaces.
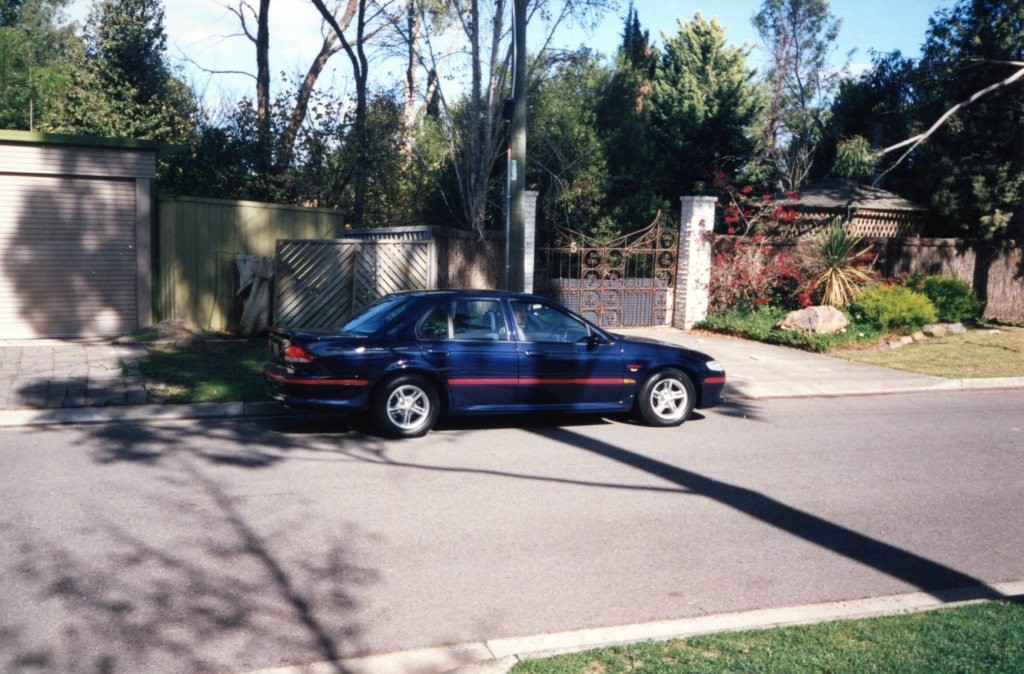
535 214 677 328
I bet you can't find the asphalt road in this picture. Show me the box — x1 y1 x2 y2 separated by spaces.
2 390 1022 673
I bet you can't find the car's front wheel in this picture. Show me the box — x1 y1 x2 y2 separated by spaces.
373 374 440 438
636 369 695 426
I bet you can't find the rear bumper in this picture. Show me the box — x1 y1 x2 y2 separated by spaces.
263 365 372 411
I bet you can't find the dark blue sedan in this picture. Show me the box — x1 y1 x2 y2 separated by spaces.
264 290 726 437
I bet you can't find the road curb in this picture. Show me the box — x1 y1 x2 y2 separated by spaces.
0 400 288 427
473 581 1024 668
236 581 1024 674
726 377 1024 401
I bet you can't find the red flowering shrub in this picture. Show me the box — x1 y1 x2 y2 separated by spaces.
712 171 800 236
707 172 812 311
708 236 811 312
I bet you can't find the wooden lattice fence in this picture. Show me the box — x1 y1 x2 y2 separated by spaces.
274 236 435 329
773 209 926 239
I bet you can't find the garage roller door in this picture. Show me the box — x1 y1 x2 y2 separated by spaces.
0 175 137 339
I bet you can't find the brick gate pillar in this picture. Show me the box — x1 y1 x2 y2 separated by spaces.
673 195 717 329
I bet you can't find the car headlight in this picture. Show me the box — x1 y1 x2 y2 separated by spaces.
705 360 725 372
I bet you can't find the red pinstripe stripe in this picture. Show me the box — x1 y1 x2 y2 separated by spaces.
264 370 368 386
448 377 630 386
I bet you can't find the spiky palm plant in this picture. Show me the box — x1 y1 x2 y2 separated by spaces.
806 218 878 307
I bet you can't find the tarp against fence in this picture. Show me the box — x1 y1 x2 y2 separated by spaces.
236 255 274 336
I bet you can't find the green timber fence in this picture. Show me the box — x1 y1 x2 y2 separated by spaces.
155 195 347 331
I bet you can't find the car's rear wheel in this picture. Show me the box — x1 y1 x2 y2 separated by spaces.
636 368 695 426
373 374 440 438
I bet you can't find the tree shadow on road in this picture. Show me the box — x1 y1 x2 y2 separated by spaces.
1 417 386 673
529 425 1006 603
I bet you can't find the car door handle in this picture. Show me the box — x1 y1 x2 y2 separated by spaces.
427 349 450 356
523 350 547 358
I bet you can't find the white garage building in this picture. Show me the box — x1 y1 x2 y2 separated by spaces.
0 131 156 339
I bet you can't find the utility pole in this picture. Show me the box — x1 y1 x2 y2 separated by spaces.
507 0 528 292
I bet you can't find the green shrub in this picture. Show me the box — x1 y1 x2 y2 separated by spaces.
850 285 938 334
695 308 882 352
906 275 982 323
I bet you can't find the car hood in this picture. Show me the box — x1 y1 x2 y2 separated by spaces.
611 332 715 361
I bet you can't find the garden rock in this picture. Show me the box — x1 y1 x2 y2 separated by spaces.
923 322 967 337
778 306 849 334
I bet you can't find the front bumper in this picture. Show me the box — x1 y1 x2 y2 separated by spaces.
697 374 727 408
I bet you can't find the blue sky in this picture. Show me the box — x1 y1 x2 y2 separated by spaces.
67 0 954 106
583 0 953 73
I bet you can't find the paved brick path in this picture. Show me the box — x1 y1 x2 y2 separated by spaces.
0 342 147 410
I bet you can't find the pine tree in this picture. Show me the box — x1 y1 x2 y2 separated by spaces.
649 14 761 196
595 3 662 231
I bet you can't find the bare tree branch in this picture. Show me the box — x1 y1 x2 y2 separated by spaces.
178 52 257 80
224 1 259 43
873 60 1024 185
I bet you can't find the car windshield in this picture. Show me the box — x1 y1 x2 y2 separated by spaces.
338 295 411 335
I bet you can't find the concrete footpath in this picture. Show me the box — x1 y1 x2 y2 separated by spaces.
2 330 1023 673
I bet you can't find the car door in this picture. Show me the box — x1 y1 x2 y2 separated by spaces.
510 299 625 408
417 297 520 412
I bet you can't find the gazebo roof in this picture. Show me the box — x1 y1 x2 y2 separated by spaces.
784 179 927 212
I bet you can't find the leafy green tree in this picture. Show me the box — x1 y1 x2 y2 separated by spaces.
649 13 761 198
913 0 1024 240
752 0 844 190
398 0 614 235
822 50 918 186
530 49 611 237
41 0 195 145
0 1 20 25
825 1 1024 241
171 84 438 229
0 0 77 129
327 90 443 228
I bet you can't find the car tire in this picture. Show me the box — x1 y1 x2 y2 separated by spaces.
636 368 695 427
373 374 440 438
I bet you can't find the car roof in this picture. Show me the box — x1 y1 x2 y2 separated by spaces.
396 289 551 302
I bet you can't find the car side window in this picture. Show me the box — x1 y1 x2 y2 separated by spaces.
511 301 590 343
451 299 507 341
416 305 450 340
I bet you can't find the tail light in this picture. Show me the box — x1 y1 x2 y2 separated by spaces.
283 344 315 364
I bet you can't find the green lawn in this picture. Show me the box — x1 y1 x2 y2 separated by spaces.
135 339 269 403
833 326 1024 379
511 600 1024 673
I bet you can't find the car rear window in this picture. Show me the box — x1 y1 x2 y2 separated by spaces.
339 295 411 335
